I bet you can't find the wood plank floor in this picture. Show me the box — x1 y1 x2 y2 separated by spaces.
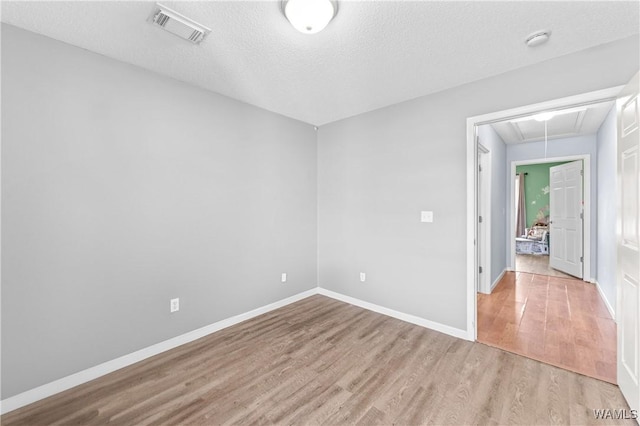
516 254 574 279
478 271 617 384
3 294 631 425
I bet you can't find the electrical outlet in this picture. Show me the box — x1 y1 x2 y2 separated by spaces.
360 272 366 282
281 273 287 283
170 298 179 313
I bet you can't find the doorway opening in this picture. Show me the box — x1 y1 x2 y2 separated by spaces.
512 157 588 280
467 86 623 384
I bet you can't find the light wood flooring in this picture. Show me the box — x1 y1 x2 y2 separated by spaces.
3 295 631 425
478 272 617 384
516 254 574 278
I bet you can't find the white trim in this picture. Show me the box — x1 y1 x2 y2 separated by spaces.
0 288 319 415
2 285 473 414
317 288 469 341
466 121 478 341
595 280 616 322
478 143 492 294
468 86 624 126
508 155 592 282
490 268 507 292
466 85 625 344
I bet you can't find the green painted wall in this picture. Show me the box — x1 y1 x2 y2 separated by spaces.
516 162 570 228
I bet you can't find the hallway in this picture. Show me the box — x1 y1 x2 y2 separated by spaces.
515 254 574 279
478 271 616 384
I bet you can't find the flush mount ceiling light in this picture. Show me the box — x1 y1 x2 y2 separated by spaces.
533 112 555 122
283 0 337 34
510 106 586 123
509 106 586 158
525 29 551 47
150 3 211 44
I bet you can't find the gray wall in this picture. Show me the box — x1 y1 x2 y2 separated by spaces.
478 125 508 287
596 106 618 315
1 25 318 398
2 24 639 400
318 35 638 331
506 134 598 279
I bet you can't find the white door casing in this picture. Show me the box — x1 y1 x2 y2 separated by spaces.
478 149 484 293
549 160 584 278
617 71 640 413
467 86 623 341
477 142 491 294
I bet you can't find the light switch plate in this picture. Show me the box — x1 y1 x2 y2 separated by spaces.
421 211 434 222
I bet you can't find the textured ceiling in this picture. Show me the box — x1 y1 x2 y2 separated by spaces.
491 101 615 144
2 1 639 125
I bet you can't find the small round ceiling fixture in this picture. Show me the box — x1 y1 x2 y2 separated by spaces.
525 30 551 47
283 0 337 34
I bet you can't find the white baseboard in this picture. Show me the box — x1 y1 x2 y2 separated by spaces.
491 268 507 292
594 280 616 321
0 288 319 415
2 286 473 414
478 268 507 295
317 288 469 341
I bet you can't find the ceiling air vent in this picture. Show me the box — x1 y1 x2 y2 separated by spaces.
150 4 211 44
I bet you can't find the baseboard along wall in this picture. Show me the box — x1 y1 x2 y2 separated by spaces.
491 268 507 292
594 280 616 321
1 286 468 414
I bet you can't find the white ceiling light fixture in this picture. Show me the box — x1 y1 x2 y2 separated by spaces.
533 111 556 122
527 106 587 158
525 29 551 47
283 0 337 34
150 4 211 44
510 106 587 123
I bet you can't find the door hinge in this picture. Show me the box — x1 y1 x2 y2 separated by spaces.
479 216 483 223
580 212 583 219
479 164 482 172
580 256 583 263
479 266 483 273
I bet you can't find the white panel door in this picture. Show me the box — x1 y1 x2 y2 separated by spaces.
618 71 640 413
549 160 583 278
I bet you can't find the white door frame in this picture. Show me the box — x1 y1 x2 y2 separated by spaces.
509 156 590 279
465 85 624 341
478 143 492 294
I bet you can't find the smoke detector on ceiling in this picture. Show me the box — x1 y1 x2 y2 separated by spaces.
525 30 551 47
150 4 211 44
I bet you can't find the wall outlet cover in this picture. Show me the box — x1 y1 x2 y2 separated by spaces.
170 298 179 313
